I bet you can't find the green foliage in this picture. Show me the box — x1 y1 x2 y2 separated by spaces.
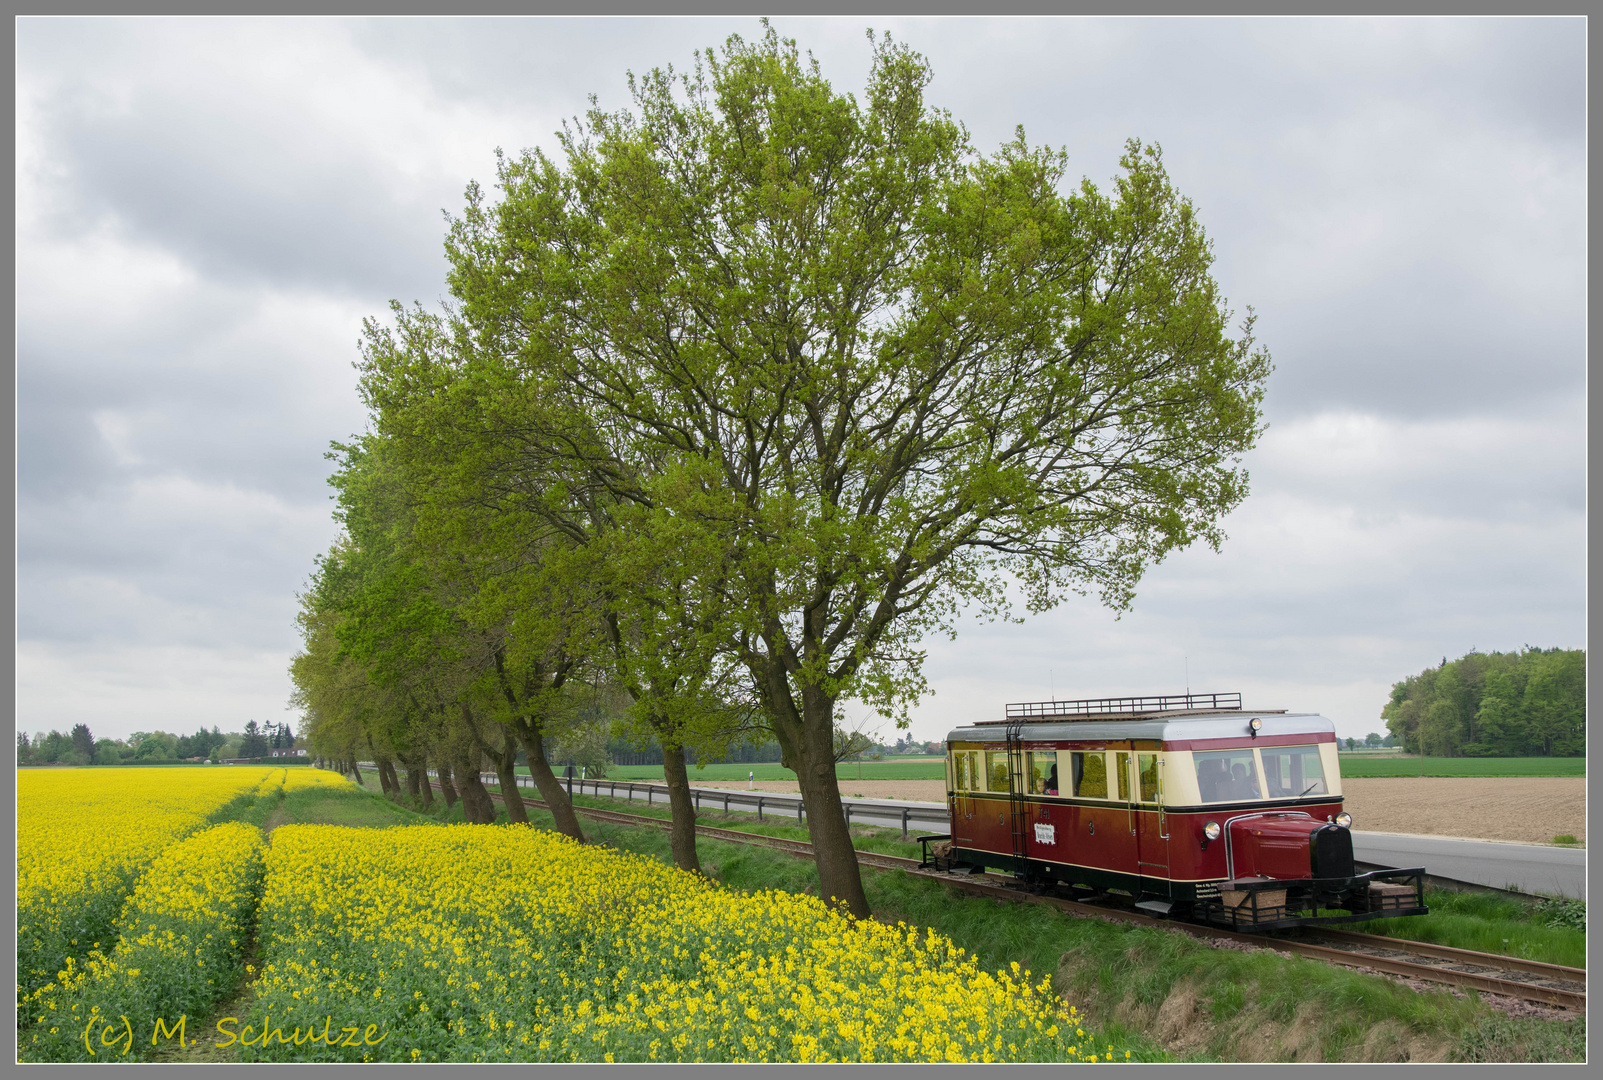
547 722 613 778
352 24 1269 915
238 721 269 760
1381 648 1584 757
1530 896 1584 931
28 729 79 764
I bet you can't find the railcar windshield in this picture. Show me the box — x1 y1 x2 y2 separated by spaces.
1260 745 1327 798
1193 749 1261 803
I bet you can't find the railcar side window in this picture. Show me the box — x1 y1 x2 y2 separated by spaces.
987 751 1011 792
1261 745 1327 798
1026 752 1058 795
1193 749 1262 802
953 752 967 791
1114 752 1131 801
1071 752 1108 798
1137 754 1159 803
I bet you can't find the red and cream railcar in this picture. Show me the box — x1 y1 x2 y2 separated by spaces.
934 693 1427 930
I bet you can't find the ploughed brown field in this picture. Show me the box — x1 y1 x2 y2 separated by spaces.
689 776 1585 845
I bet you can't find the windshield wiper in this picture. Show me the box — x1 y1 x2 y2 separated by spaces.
1299 781 1321 797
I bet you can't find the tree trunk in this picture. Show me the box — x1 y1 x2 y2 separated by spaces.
380 757 401 796
768 675 870 918
414 761 434 808
460 702 530 825
453 749 497 824
435 755 458 808
405 761 421 798
509 718 586 842
347 757 366 787
659 735 702 874
491 727 530 825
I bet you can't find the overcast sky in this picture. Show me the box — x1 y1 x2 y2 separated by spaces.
16 16 1585 745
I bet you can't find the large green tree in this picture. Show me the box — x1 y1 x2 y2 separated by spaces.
378 27 1269 916
1383 647 1584 756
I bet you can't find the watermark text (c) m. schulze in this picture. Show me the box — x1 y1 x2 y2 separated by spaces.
81 1013 388 1055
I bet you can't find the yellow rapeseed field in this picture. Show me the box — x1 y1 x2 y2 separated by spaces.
19 821 268 1062
17 766 283 996
17 766 1123 1063
246 824 1112 1063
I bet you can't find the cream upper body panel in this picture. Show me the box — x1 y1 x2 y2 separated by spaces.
945 711 1334 745
946 712 1342 805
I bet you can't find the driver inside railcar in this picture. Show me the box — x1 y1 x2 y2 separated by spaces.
1194 749 1263 803
1229 761 1260 799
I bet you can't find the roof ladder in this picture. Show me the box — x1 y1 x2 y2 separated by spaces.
1005 721 1030 877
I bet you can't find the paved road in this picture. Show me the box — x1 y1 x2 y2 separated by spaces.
1352 830 1585 900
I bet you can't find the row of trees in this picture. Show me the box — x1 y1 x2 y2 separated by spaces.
290 27 1269 917
1342 733 1398 750
1381 647 1584 757
16 721 298 766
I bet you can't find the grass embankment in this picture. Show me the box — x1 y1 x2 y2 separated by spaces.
1362 891 1585 969
1337 756 1584 778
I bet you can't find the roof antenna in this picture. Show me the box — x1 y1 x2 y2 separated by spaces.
1049 668 1055 702
1185 656 1189 697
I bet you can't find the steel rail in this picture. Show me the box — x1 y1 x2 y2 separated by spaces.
486 789 1585 1011
1295 926 1586 985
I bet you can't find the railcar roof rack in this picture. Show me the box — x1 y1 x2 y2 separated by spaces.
991 691 1246 724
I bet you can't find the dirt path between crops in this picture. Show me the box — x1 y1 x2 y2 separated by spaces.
689 777 1585 845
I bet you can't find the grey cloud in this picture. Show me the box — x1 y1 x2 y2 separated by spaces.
15 16 1584 744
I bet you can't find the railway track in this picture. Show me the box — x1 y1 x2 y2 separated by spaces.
488 788 1585 1011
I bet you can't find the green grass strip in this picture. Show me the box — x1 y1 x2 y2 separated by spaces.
1337 756 1584 778
1360 890 1586 968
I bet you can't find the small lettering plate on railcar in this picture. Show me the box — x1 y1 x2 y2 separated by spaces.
1034 823 1056 845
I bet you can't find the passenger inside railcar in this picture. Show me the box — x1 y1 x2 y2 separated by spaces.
1045 763 1058 795
1195 750 1261 802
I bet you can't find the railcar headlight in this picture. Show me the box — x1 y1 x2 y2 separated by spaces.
1203 821 1222 841
1248 717 1262 737
1335 812 1352 828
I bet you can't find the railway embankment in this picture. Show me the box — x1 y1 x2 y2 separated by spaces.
567 797 1586 1062
355 770 1588 1063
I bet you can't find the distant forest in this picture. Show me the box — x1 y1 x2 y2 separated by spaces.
1382 647 1584 757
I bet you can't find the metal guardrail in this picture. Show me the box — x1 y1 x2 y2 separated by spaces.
352 762 949 840
1004 691 1242 720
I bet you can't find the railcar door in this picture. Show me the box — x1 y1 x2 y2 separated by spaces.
951 747 979 844
1131 742 1170 891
